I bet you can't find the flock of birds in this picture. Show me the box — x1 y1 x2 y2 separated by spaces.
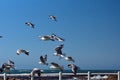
0 15 79 76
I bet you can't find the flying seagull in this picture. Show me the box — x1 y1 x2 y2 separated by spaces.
39 34 64 42
64 56 75 62
51 34 65 41
1 60 15 73
25 22 35 28
49 15 57 21
38 55 48 65
50 62 63 71
68 64 79 75
39 35 55 41
54 44 65 59
16 49 29 55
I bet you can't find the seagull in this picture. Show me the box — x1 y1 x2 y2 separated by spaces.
31 68 41 76
39 35 55 41
54 44 65 59
38 55 48 65
1 60 15 73
49 15 57 21
25 22 35 28
50 62 64 71
68 64 79 75
64 56 75 62
16 49 29 55
51 34 65 42
39 34 64 42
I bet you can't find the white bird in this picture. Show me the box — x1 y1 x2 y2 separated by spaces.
38 55 48 65
50 62 64 71
39 35 55 41
25 22 35 28
49 15 57 21
1 60 15 73
64 56 75 62
51 34 65 41
39 34 64 42
68 64 79 75
16 49 29 55
54 44 65 59
31 68 41 76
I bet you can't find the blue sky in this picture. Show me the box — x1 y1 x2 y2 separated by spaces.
0 0 120 70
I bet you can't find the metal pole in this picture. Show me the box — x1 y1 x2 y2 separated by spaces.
59 71 62 80
31 72 34 80
88 71 90 80
118 71 120 80
3 73 6 80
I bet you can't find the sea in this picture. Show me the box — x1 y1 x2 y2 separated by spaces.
1 69 119 74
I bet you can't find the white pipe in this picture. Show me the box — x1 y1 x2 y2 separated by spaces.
88 71 90 80
59 71 62 80
3 73 6 80
118 71 120 80
31 71 34 80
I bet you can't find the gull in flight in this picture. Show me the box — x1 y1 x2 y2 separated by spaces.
38 55 48 65
68 64 79 75
39 34 64 42
1 60 15 73
54 44 66 59
39 35 55 41
25 22 35 28
50 62 64 71
16 49 29 55
49 15 57 21
51 34 65 42
64 56 75 62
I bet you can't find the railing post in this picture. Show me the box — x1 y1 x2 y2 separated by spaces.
118 71 120 80
31 72 34 80
88 71 90 80
59 71 62 80
3 73 6 80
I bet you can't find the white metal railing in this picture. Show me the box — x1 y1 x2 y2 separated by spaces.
0 71 119 80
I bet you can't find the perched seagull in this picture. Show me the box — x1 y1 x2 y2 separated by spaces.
16 49 29 55
64 56 75 62
39 35 55 41
50 62 63 71
68 64 79 75
31 68 41 76
25 22 35 28
51 34 65 42
49 15 57 21
54 44 65 59
38 55 48 65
